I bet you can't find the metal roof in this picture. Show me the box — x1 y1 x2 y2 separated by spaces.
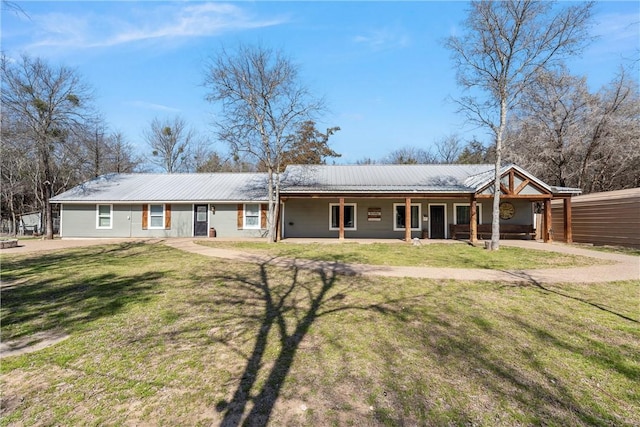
50 164 579 203
50 173 269 203
281 164 496 194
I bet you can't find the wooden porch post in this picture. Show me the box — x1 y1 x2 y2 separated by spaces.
543 198 552 243
469 194 477 244
405 197 412 242
339 197 345 240
563 198 573 243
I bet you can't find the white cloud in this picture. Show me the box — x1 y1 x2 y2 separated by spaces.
353 27 410 51
594 12 639 41
27 3 288 50
128 101 181 113
582 11 639 61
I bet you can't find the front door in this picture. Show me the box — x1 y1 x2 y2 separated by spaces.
194 204 208 237
430 205 445 239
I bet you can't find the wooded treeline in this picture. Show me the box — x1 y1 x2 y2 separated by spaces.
1 56 141 237
2 11 638 237
505 67 640 193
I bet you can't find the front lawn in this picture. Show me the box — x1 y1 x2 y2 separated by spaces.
197 240 605 270
1 242 638 426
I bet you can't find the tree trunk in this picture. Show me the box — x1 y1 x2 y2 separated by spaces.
44 182 54 239
490 98 507 250
266 169 280 243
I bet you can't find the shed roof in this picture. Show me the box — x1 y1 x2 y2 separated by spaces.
50 173 269 203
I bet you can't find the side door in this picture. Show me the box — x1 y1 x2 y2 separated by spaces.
194 204 208 237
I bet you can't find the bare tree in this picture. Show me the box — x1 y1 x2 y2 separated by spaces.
1 0 28 17
434 134 463 163
354 157 378 165
1 115 32 235
506 67 640 193
505 67 590 187
1 54 96 239
446 0 593 250
203 44 325 242
144 116 196 173
383 146 436 164
109 132 141 173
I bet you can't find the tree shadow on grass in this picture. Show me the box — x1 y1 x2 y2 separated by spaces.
1 242 163 341
397 300 637 426
501 271 639 324
202 258 417 427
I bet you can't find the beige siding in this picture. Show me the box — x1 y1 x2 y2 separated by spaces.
552 188 640 248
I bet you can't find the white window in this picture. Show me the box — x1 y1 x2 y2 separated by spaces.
149 204 165 229
454 203 482 225
329 203 357 230
96 204 112 229
393 203 421 231
244 204 260 229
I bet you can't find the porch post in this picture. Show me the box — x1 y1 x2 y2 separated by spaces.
543 198 552 243
405 197 411 242
469 194 477 244
563 197 573 243
339 197 345 240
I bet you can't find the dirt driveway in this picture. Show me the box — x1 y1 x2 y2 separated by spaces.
0 237 143 254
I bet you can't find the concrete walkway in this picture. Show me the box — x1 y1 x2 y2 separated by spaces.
165 239 640 284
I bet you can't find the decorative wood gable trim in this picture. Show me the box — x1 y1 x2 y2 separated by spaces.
477 167 550 197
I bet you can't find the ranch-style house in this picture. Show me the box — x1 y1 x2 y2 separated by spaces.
50 164 580 243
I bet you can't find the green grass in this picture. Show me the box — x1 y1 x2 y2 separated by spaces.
1 242 638 426
570 243 640 256
196 240 605 269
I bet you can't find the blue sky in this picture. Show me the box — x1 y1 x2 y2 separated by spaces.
2 1 638 164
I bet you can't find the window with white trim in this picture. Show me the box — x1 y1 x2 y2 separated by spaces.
244 204 260 229
149 204 165 229
454 203 482 225
96 204 112 229
393 203 421 231
329 203 357 230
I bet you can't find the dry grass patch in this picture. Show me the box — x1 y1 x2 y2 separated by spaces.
1 242 638 426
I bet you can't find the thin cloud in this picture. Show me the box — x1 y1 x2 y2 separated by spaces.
594 12 639 42
128 101 181 113
27 3 287 50
583 11 639 60
353 27 411 51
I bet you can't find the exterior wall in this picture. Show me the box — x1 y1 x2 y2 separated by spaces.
61 204 192 238
59 198 536 240
209 203 266 238
59 202 267 238
551 188 640 248
282 198 418 239
282 198 534 239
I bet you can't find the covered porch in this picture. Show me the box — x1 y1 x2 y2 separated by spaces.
278 165 579 244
